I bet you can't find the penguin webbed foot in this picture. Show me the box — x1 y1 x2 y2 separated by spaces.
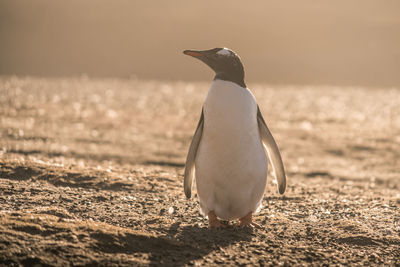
207 211 227 229
235 212 261 229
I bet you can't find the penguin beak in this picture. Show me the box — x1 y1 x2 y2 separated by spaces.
183 50 206 58
184 49 217 71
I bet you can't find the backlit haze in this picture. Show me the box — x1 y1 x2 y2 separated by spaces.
1 0 399 87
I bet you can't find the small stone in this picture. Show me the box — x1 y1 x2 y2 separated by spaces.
168 207 174 214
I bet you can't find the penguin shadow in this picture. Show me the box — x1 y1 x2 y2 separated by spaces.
84 221 253 266
147 222 254 266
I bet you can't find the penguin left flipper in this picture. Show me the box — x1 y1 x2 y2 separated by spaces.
184 109 204 198
257 106 287 195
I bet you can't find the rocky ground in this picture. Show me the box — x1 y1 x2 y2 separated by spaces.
0 76 399 266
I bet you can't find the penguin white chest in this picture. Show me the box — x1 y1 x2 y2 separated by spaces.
195 80 267 220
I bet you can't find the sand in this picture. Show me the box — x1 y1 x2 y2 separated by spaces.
0 76 399 266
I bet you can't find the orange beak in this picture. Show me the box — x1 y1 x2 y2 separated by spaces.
183 50 204 58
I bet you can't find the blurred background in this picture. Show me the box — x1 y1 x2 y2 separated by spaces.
0 0 399 87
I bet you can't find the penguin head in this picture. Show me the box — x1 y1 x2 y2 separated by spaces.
183 47 246 88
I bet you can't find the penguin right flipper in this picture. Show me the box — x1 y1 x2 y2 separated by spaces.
257 106 286 194
184 109 204 198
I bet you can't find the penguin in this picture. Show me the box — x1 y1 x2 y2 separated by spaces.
183 47 286 228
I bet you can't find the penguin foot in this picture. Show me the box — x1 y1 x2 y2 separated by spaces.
236 212 261 229
208 211 226 229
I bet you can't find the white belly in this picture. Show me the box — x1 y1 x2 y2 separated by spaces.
195 80 267 220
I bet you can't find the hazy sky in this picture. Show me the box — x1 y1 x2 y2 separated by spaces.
1 0 399 86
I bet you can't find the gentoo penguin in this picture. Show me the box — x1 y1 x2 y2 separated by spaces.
183 47 286 228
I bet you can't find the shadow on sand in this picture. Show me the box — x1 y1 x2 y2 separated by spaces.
91 223 253 266
0 160 254 266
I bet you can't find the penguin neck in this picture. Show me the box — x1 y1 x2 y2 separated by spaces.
214 73 246 88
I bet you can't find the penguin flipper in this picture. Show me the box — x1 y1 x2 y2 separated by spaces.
257 106 286 194
184 109 204 198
